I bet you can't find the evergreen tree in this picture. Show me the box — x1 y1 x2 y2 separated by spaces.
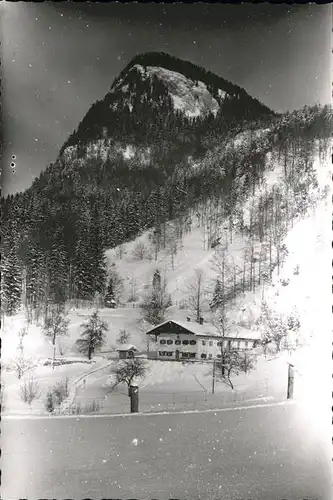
76 311 108 359
1 249 22 316
104 268 123 307
48 233 69 305
152 269 161 292
142 271 171 325
72 233 94 300
105 276 116 307
210 278 223 311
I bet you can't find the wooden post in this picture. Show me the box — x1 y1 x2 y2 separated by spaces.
287 363 294 399
212 359 216 395
52 343 56 371
129 385 139 413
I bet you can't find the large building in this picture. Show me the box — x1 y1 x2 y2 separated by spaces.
146 318 259 361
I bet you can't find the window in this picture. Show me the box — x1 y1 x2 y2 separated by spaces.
237 341 240 349
182 340 189 345
167 339 173 345
181 352 188 358
160 339 166 345
202 341 206 346
245 341 249 348
167 352 173 357
175 340 181 345
189 353 196 358
201 353 207 359
159 351 165 356
217 341 222 347
217 354 222 358
208 353 212 358
189 340 196 345
209 341 213 347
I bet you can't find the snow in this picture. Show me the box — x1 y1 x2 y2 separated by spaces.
132 64 222 118
5 131 330 416
232 128 271 149
106 140 331 349
122 144 135 160
2 359 101 416
116 344 138 351
62 139 151 165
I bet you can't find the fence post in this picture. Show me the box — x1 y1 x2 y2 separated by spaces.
129 385 139 413
287 363 295 399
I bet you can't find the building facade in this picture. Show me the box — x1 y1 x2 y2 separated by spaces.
146 319 259 361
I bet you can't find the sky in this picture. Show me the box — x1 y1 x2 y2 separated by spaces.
1 2 331 195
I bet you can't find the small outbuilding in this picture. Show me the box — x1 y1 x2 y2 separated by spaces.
116 344 138 359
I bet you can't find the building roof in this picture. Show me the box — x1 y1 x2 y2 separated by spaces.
116 344 138 352
146 319 259 341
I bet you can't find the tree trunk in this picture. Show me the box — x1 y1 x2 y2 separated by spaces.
227 369 234 390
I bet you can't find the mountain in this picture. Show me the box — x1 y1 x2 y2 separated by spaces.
1 51 331 320
60 51 274 158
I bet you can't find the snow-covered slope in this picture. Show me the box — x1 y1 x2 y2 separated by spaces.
106 140 331 341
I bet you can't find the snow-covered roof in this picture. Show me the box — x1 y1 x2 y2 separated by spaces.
146 319 259 341
116 344 138 352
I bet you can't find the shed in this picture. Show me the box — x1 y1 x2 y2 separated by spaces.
116 344 138 359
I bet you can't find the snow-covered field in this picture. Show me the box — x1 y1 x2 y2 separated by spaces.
2 357 102 416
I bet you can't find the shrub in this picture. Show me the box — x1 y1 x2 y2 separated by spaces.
85 399 101 413
293 265 300 275
10 356 34 379
20 377 42 406
45 390 56 413
52 377 69 405
280 278 290 287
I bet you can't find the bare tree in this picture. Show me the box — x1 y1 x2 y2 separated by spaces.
17 326 28 356
20 377 42 406
149 225 162 261
213 307 231 376
43 307 69 370
142 286 171 326
187 269 206 323
128 276 138 303
10 356 34 379
57 339 68 356
116 329 131 344
112 358 147 394
212 246 235 300
259 302 290 353
132 241 149 261
216 349 246 390
165 226 178 270
213 309 256 388
238 349 256 374
115 244 125 260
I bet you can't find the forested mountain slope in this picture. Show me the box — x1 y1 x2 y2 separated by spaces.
1 51 331 324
